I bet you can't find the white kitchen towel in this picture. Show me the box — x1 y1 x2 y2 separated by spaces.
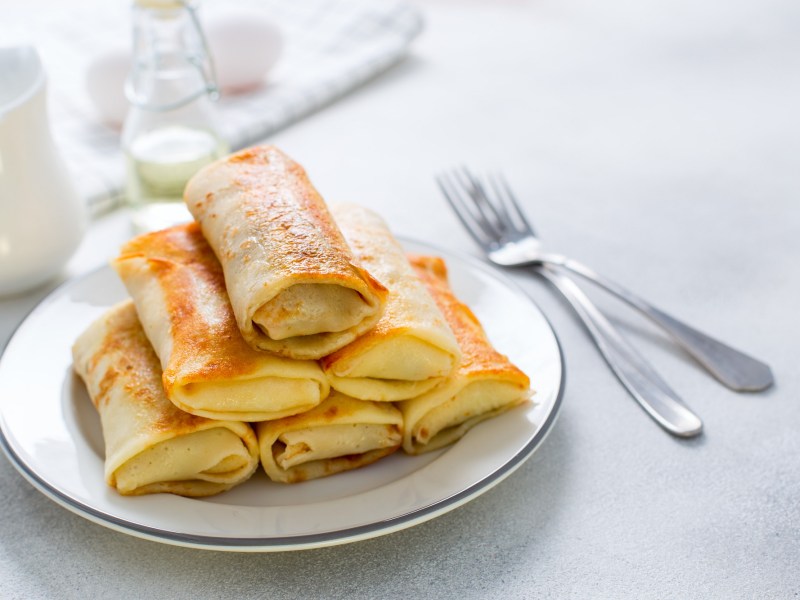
24 0 423 216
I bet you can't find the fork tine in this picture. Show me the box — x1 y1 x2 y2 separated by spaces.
436 173 496 247
492 172 536 235
454 167 507 235
446 170 505 240
483 171 522 233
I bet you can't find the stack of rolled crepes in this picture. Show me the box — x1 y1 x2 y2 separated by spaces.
72 145 532 497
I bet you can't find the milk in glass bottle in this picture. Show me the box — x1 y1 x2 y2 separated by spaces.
122 0 227 232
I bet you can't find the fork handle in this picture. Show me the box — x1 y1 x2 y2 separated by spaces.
540 255 774 392
537 267 703 438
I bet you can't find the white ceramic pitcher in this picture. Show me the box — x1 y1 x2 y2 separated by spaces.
0 46 86 296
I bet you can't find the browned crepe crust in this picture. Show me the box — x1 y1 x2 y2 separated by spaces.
183 145 388 359
320 204 460 401
71 301 259 497
112 223 329 421
398 255 532 454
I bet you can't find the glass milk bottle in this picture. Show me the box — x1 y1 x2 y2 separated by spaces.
122 0 228 233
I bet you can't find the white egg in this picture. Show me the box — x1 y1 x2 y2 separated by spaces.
84 47 130 127
204 9 284 93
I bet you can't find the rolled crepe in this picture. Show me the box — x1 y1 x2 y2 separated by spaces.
72 301 260 497
398 255 532 455
256 391 403 483
321 204 461 401
112 223 330 422
184 145 388 359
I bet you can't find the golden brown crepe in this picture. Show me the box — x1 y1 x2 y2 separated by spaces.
321 204 461 401
72 301 260 497
112 223 330 422
398 255 532 455
256 391 403 483
183 145 388 359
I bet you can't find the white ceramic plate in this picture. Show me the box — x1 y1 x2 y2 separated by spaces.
0 240 564 552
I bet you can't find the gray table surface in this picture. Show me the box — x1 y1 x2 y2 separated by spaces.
1 0 798 598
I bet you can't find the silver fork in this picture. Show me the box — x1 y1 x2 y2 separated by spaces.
537 268 703 437
437 169 773 393
438 169 704 436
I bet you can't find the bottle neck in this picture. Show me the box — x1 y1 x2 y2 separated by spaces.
127 2 218 112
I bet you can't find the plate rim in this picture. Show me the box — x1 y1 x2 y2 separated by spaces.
0 237 565 551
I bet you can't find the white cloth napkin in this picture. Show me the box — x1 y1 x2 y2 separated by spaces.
30 0 423 216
